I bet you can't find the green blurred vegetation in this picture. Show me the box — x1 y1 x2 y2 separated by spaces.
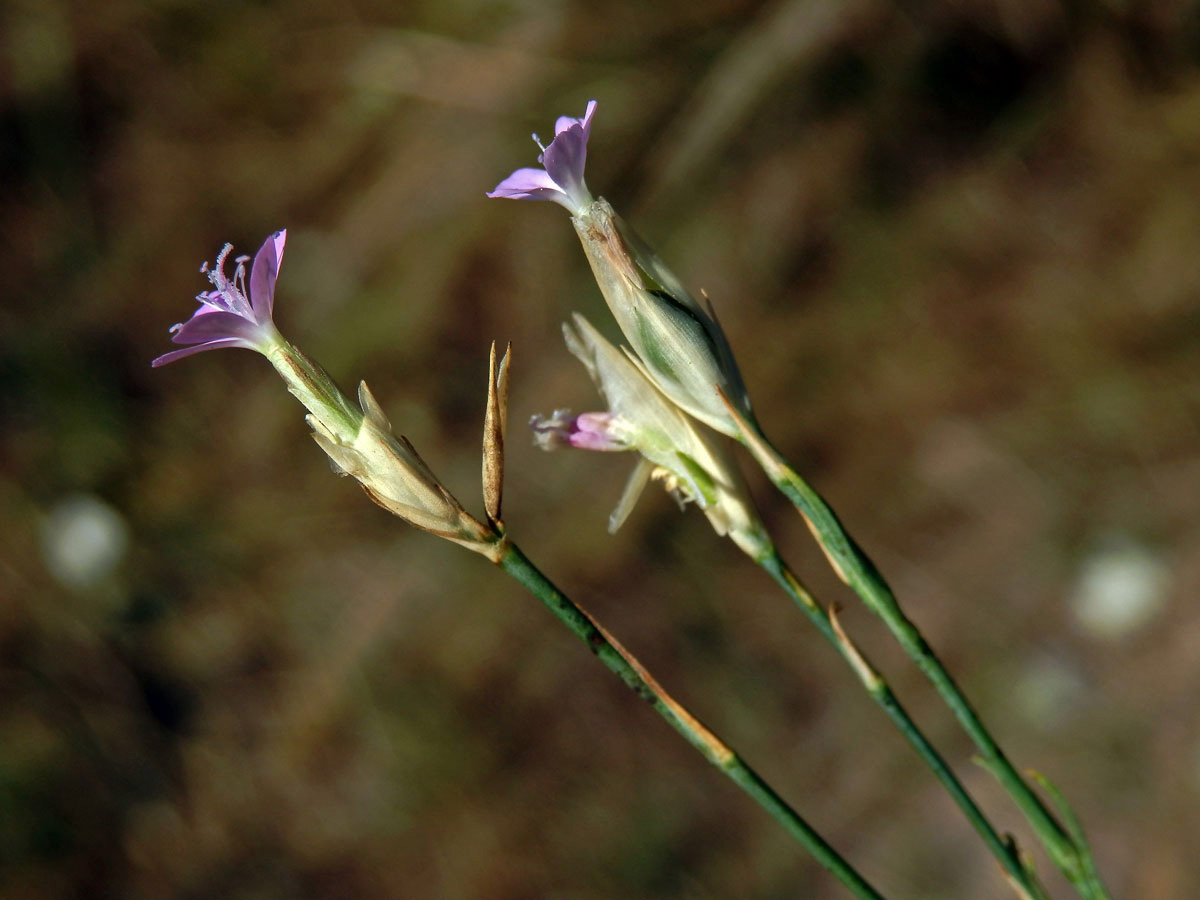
3 0 1199 897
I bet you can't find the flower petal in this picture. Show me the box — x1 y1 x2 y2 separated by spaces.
488 102 597 213
569 412 629 451
249 229 286 320
487 167 564 202
151 338 249 367
554 100 597 138
171 309 271 346
540 102 597 212
540 129 588 207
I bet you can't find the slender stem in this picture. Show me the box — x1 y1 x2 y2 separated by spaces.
757 551 1046 900
733 420 1111 900
497 539 890 900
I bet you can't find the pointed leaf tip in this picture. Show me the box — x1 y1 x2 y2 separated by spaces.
358 381 392 430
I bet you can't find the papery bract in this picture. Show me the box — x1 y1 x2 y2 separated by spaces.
487 101 597 215
152 230 286 367
309 381 494 553
571 200 754 438
534 313 771 557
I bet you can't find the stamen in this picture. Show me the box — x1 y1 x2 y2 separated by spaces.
531 132 548 154
213 242 233 272
232 259 249 298
195 242 254 318
650 467 692 511
208 243 234 293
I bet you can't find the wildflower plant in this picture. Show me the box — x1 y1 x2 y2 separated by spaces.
153 97 1112 900
492 101 1112 900
155 231 888 900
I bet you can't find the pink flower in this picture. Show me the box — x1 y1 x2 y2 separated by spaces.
530 410 629 452
152 230 286 367
487 101 597 214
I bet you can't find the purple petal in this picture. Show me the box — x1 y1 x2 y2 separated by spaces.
488 102 598 213
568 411 628 451
487 167 564 202
151 338 249 367
554 100 597 138
531 410 628 452
249 229 286 320
540 130 588 202
540 102 596 210
171 309 270 346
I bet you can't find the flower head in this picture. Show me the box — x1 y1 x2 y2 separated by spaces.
488 103 752 436
151 230 505 559
532 314 771 558
487 100 597 215
152 230 286 367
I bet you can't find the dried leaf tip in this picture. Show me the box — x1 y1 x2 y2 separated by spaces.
483 341 511 528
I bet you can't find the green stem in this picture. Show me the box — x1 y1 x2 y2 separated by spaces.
757 551 1047 900
735 422 1110 900
497 539 890 900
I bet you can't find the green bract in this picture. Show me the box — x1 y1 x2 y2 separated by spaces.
571 200 754 439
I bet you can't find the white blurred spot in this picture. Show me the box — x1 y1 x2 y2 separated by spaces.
1070 540 1168 641
1012 652 1088 731
40 494 129 590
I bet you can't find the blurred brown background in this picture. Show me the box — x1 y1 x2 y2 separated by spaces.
2 0 1198 897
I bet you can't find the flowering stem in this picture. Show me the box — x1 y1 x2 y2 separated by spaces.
496 540 889 900
756 551 1048 900
735 424 1111 900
